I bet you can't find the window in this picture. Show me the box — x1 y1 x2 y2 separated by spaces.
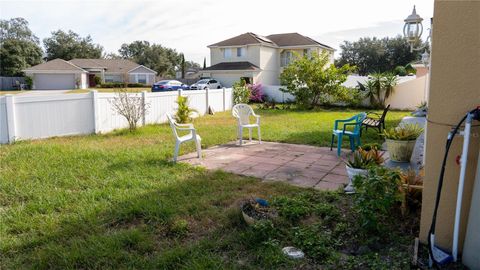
137 74 147 84
237 47 246 57
303 49 311 57
280 51 293 67
223 48 232 59
105 75 122 83
210 80 217 83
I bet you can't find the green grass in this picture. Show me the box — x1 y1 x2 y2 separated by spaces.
0 90 27 95
0 108 413 269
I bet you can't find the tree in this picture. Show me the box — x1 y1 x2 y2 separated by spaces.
180 53 185 79
357 72 398 108
43 30 103 61
119 41 181 77
280 51 355 108
0 18 43 76
337 36 424 75
203 57 207 69
109 88 149 131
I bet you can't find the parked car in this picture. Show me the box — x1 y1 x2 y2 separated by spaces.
190 79 222 90
151 80 189 92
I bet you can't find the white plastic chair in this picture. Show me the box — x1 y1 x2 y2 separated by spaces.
232 104 261 145
166 113 201 162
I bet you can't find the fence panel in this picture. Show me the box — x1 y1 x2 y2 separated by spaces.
13 94 94 140
147 91 178 124
96 93 130 133
224 88 233 110
0 97 8 143
183 90 207 115
0 77 26 90
208 89 224 112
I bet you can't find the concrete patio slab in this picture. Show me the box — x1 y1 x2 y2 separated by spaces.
179 141 350 191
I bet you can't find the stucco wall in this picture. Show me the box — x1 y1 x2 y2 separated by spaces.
210 45 261 67
419 0 480 258
386 75 427 110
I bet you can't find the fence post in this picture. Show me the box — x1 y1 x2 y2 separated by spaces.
5 94 16 143
205 88 209 114
141 91 147 126
222 87 226 111
91 90 99 134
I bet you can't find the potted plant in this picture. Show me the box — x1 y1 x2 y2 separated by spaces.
344 147 384 194
240 198 277 225
382 124 424 162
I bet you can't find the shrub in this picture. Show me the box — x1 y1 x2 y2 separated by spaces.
24 76 33 89
99 82 146 88
280 51 355 108
109 88 149 131
382 123 423 140
232 79 250 104
175 95 198 123
352 167 402 237
248 83 264 102
344 147 384 169
94 75 102 86
394 66 407 76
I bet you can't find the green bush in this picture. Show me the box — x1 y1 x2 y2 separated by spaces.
99 82 146 88
24 76 33 89
393 66 407 76
352 167 402 237
174 95 198 123
94 75 102 86
232 79 250 104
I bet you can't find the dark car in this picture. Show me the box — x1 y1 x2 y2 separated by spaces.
151 80 189 92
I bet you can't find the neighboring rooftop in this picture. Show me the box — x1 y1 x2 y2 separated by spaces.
203 61 260 71
25 58 155 74
208 32 334 50
24 59 86 72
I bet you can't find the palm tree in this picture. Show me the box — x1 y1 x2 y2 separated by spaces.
357 79 379 107
382 73 398 107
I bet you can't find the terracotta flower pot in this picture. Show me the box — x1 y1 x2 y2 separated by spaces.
385 139 416 162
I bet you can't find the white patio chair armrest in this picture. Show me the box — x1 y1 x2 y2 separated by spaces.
175 127 196 132
175 123 193 128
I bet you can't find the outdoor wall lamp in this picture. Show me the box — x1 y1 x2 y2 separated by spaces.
421 50 430 67
403 5 431 52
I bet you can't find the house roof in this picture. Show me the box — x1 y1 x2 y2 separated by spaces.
24 59 86 72
208 32 333 50
25 58 157 74
203 61 260 71
266 33 334 49
208 32 275 47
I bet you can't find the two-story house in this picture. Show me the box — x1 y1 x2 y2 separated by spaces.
202 32 335 87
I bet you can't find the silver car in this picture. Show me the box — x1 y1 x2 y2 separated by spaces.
190 79 222 90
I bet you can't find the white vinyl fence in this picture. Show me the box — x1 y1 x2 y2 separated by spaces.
0 88 233 144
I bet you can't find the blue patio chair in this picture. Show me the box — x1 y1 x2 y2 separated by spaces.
330 113 367 156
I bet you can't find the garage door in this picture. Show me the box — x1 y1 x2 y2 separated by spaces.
35 74 76 90
212 74 241 88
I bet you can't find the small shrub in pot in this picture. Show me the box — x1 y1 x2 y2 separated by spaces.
382 124 424 162
344 146 384 194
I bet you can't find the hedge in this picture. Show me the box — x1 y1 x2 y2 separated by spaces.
98 83 148 88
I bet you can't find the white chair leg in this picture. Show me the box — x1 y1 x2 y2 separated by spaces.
239 126 243 145
196 138 202 159
173 141 180 162
258 126 262 144
249 128 252 142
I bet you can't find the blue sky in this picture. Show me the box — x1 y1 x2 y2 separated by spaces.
0 0 434 65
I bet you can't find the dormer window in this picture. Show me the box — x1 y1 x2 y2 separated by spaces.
237 47 246 57
223 48 232 59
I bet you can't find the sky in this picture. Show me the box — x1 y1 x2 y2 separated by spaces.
0 0 434 65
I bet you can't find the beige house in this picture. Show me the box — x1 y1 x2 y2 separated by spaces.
419 1 480 269
24 59 157 90
203 32 334 87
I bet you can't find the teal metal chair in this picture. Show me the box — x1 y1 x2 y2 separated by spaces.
330 113 366 156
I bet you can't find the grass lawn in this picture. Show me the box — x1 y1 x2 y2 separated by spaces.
67 88 152 94
0 108 416 269
0 90 28 95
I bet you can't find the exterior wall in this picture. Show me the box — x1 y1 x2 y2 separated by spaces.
258 46 280 85
386 75 427 110
419 0 480 259
210 45 261 67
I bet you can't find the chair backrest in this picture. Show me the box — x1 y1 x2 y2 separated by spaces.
380 104 391 121
166 113 179 138
353 112 367 134
232 104 254 125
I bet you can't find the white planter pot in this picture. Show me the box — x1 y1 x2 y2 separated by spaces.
346 166 368 182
